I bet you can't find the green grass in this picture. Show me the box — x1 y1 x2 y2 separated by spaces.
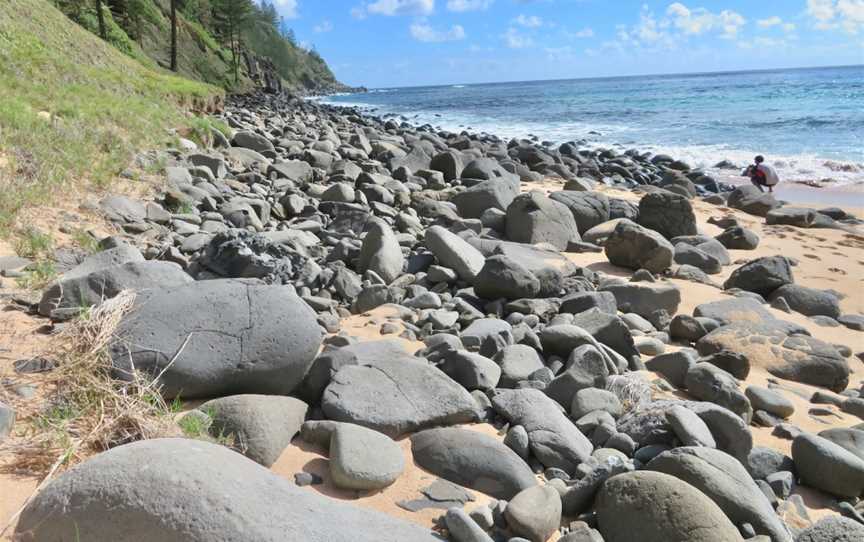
13 227 54 258
0 0 221 236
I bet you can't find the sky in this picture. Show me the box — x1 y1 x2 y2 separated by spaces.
271 0 864 88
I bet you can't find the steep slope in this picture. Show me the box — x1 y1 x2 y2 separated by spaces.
48 0 345 92
0 0 222 233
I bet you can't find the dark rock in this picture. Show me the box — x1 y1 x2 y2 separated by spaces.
506 192 581 250
109 279 322 399
604 221 674 274
724 256 793 297
410 427 536 499
792 432 864 498
637 191 698 239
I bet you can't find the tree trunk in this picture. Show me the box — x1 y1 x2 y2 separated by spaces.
95 0 107 40
170 0 177 71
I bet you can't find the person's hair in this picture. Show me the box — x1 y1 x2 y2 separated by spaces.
755 155 764 163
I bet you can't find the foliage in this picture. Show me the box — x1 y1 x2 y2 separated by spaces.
0 0 220 235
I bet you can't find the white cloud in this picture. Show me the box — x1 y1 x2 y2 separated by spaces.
513 14 543 28
807 0 864 33
410 23 466 42
757 16 783 28
666 3 746 39
573 27 594 38
503 27 533 48
274 0 298 19
314 20 333 33
366 0 435 16
446 0 493 12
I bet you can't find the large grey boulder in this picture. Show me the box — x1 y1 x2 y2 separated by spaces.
357 219 404 284
604 221 674 273
430 150 464 181
549 191 611 233
330 423 404 490
648 447 793 542
452 178 519 218
493 344 545 388
425 225 485 282
724 256 793 297
232 131 275 154
792 433 864 498
462 157 516 181
411 427 536 499
109 279 322 399
199 394 307 467
437 349 501 391
321 357 477 437
474 255 541 300
15 439 441 542
599 281 681 329
571 308 639 360
638 191 698 239
716 226 760 250
492 389 593 472
818 427 864 461
545 344 610 408
504 485 562 542
298 340 408 403
767 284 841 318
766 207 819 228
796 516 864 542
505 192 581 250
685 363 752 422
39 261 192 319
693 297 805 334
697 321 850 392
470 239 575 296
461 318 514 357
727 185 781 217
595 471 744 542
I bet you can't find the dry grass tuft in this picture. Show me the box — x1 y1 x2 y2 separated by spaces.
606 374 653 413
0 290 179 476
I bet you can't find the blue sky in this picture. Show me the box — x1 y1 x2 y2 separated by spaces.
272 0 864 87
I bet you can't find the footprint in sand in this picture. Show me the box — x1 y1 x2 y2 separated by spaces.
829 267 848 275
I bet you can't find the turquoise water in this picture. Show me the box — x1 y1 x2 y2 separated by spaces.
323 65 864 185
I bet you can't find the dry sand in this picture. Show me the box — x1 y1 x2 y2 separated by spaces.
1 181 863 539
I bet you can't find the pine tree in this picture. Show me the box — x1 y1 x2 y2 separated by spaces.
212 0 252 83
95 0 107 40
170 0 177 71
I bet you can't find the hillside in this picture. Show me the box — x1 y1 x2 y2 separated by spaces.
0 0 222 233
49 0 346 93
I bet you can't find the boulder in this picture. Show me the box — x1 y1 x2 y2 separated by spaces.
595 471 744 542
299 340 409 403
492 389 593 472
410 427 536 499
545 344 610 408
765 207 819 228
15 439 441 542
330 424 405 490
796 516 864 542
716 227 760 250
321 357 477 437
745 386 794 419
430 150 464 181
199 394 307 467
452 178 519 218
474 255 541 300
684 363 752 422
818 427 864 461
599 281 681 329
461 318 515 357
506 192 581 251
559 291 617 315
39 261 192 319
604 221 674 274
648 447 792 542
504 485 562 542
727 185 781 217
232 131 274 154
109 279 322 399
767 284 841 318
582 218 633 246
571 308 638 360
667 405 716 447
548 191 611 233
437 349 501 391
638 191 698 239
792 433 864 498
697 321 849 392
493 344 545 388
357 219 404 284
425 225 485 282
724 256 793 297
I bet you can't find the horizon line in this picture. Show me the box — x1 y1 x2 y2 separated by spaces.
357 63 864 91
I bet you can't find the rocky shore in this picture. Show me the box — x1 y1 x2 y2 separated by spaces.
2 91 864 541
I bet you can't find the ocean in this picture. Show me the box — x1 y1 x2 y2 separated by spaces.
321 65 864 187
